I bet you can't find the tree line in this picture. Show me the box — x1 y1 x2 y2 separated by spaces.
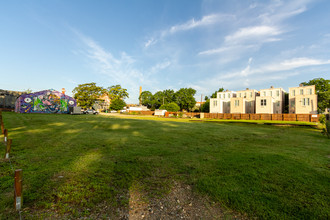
72 82 128 110
139 88 196 111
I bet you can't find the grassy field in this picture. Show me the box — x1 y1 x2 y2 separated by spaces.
0 112 329 219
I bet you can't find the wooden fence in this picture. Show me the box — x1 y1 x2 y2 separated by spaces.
127 111 320 122
203 113 320 122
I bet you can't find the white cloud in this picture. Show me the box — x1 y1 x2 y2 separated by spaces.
225 25 282 44
145 13 234 48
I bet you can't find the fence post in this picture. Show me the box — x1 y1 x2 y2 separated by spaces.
1 121 3 134
14 169 23 211
5 139 12 159
4 129 8 143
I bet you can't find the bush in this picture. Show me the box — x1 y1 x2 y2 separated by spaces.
159 102 180 112
319 115 326 124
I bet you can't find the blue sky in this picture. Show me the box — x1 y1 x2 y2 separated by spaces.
1 0 330 103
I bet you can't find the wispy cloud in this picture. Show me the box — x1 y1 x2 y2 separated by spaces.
145 13 234 48
224 25 282 44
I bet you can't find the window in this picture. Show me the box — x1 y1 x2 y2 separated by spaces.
235 100 239 107
244 92 247 98
307 88 312 95
261 99 267 106
300 89 303 95
239 93 241 98
276 90 280 97
302 98 310 106
250 92 253 98
213 100 217 107
227 93 230 98
292 90 295 96
263 91 266 96
277 102 280 107
219 94 222 99
269 91 272 97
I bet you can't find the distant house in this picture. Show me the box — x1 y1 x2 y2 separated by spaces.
96 93 111 111
15 89 76 113
289 84 317 114
256 86 285 114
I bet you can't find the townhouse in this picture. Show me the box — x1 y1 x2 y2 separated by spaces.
289 84 317 114
256 86 285 114
230 88 258 113
209 84 318 114
209 90 236 113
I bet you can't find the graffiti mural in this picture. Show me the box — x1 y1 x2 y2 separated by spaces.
15 89 76 114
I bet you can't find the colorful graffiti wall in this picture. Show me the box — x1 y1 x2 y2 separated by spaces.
15 89 76 114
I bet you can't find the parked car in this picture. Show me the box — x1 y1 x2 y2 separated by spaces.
84 109 99 115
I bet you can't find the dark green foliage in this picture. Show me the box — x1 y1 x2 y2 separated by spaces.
302 78 330 113
107 85 129 100
139 91 154 109
72 82 105 109
159 102 180 112
110 98 126 111
201 99 210 112
174 88 196 111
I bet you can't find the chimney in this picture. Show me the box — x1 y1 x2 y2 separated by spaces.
226 89 229 92
246 88 249 90
270 86 274 89
139 86 142 105
299 84 303 87
62 88 66 95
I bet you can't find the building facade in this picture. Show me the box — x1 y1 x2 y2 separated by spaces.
289 84 317 114
233 88 258 113
210 90 236 113
256 86 285 114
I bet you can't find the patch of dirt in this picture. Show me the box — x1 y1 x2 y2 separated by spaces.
126 181 248 220
19 181 248 219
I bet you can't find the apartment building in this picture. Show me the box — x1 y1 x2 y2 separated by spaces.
231 88 258 113
256 86 285 114
209 90 236 113
289 84 317 114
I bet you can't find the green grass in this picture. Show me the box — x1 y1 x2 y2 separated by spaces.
0 112 329 219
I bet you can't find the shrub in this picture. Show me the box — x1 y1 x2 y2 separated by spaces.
159 102 180 112
319 114 326 124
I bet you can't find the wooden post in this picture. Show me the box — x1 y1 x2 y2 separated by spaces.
14 169 23 210
5 139 12 159
4 129 8 143
1 121 3 134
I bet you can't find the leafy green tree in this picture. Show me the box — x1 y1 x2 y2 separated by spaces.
163 89 176 104
72 83 105 109
107 85 129 100
159 102 180 112
153 91 165 109
201 99 210 113
301 78 330 112
211 88 224 98
110 98 126 111
139 91 154 109
174 88 196 111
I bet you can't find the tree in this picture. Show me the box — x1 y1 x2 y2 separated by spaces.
201 99 210 113
153 91 165 109
159 102 180 112
211 88 224 98
301 78 330 112
110 98 126 111
72 83 105 109
174 88 196 111
139 91 154 109
163 89 176 104
107 85 129 100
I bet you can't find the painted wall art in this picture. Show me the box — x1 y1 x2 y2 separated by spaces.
15 89 76 113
